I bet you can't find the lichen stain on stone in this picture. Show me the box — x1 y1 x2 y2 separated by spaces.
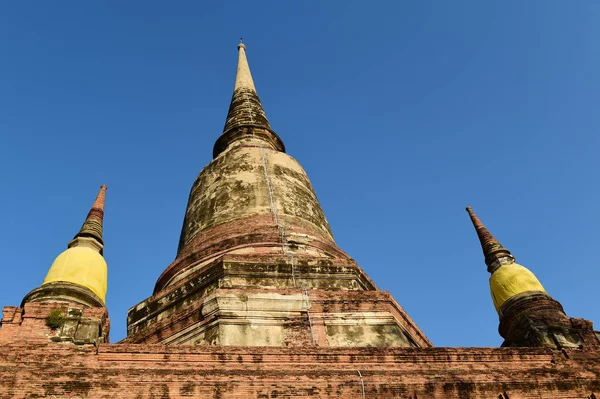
178 146 334 255
147 383 171 399
179 383 196 397
325 322 416 348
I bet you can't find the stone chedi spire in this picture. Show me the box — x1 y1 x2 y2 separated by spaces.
465 206 514 273
73 184 107 248
22 185 109 308
213 40 284 158
125 43 432 348
466 206 598 349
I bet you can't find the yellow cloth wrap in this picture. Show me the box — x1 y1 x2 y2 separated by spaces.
42 246 107 304
489 263 546 312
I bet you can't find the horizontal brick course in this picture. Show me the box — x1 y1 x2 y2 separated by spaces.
0 340 599 398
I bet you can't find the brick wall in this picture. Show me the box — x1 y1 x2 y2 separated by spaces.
0 338 599 398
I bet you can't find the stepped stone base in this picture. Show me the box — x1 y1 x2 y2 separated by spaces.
126 288 428 348
125 257 430 347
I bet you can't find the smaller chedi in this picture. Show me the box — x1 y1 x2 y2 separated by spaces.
23 185 108 308
2 185 110 346
467 206 599 349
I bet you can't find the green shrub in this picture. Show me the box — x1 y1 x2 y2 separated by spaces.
46 308 66 329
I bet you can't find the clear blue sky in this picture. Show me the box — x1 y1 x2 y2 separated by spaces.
1 1 599 346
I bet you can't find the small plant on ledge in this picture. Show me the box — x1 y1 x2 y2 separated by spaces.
46 308 66 329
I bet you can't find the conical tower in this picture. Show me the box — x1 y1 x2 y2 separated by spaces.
126 43 431 348
157 41 347 295
23 185 109 308
466 206 598 349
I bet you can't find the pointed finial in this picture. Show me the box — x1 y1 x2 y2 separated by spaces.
213 41 285 157
466 206 514 273
74 185 107 246
233 39 253 91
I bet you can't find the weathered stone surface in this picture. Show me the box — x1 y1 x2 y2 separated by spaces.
22 281 105 308
167 145 343 292
125 286 430 348
129 258 378 335
325 316 417 347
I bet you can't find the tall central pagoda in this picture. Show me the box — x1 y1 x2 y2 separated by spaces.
125 42 431 348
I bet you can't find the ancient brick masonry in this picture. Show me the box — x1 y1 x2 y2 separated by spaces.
0 339 600 398
1 43 600 398
1 302 109 346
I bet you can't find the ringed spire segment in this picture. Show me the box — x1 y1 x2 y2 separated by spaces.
74 184 107 246
465 206 514 272
215 41 285 158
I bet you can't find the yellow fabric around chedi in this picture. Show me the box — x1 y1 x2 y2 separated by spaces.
43 246 107 303
489 263 546 312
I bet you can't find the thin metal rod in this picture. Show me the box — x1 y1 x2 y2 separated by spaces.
357 370 365 398
304 288 318 346
259 146 278 226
